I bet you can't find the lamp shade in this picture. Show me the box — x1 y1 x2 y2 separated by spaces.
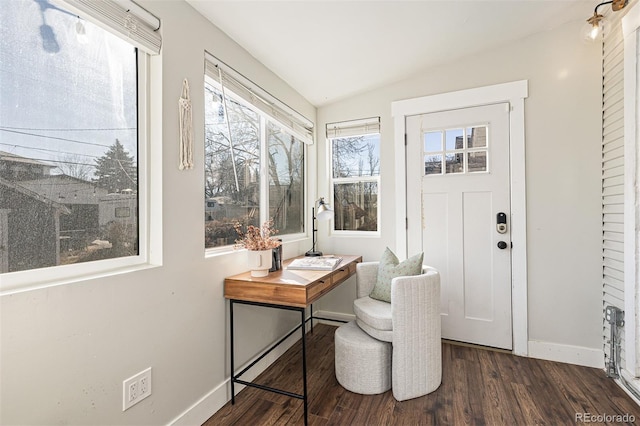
317 199 334 221
305 197 333 256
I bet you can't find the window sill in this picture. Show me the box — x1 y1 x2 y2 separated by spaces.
0 262 161 296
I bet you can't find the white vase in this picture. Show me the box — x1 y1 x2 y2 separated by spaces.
247 249 273 277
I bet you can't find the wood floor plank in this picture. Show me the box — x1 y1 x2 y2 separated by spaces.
204 324 640 425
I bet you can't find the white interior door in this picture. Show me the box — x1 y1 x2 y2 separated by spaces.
406 103 512 350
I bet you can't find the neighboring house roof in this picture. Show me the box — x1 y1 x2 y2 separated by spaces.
0 176 71 214
19 174 108 205
0 150 56 169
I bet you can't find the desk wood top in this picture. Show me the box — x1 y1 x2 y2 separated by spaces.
224 254 362 308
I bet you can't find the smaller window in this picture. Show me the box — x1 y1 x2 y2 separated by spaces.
327 118 381 233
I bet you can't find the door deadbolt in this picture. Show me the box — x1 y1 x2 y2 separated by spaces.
496 212 507 234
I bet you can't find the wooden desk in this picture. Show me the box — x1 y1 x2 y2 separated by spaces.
224 254 362 425
225 254 362 307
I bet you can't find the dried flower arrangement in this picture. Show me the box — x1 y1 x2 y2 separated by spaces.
234 219 281 251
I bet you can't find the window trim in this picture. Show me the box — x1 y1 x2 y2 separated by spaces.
1 48 152 295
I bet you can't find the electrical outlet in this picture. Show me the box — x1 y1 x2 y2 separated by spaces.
128 381 138 402
139 375 148 395
123 367 152 411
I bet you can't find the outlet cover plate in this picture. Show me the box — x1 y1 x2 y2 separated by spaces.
123 367 152 411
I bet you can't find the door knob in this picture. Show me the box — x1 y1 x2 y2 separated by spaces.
497 241 508 250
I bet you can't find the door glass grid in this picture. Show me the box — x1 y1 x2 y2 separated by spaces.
423 126 489 175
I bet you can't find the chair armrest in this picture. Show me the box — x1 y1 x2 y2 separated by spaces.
422 265 437 275
391 268 441 333
390 267 442 401
356 261 379 298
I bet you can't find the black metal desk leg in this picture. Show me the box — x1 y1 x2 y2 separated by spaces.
301 308 308 426
310 303 313 333
230 299 235 405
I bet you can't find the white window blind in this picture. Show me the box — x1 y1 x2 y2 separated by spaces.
51 0 161 54
326 117 381 139
204 53 314 144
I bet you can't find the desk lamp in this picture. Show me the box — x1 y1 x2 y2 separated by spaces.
305 197 334 256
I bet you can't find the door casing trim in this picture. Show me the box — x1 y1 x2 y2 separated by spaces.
391 80 529 356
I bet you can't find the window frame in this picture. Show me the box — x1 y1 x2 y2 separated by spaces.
328 129 381 237
203 75 307 255
1 48 152 294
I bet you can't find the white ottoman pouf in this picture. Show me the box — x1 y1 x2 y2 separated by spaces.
334 320 391 394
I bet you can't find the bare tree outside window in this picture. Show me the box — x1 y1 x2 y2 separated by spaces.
57 153 94 181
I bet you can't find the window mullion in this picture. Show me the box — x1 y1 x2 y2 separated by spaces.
260 116 269 225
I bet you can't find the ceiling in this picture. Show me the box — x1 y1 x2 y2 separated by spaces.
186 0 593 106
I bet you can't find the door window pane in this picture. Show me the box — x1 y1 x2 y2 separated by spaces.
445 153 464 174
467 126 487 148
445 129 464 150
424 131 442 152
468 151 487 172
425 154 443 175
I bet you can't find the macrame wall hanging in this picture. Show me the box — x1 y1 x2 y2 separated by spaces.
178 78 194 170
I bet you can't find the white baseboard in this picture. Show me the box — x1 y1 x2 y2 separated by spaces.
313 309 355 325
528 340 604 369
168 326 302 426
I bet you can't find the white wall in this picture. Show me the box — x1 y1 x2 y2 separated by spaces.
0 1 316 425
317 20 604 362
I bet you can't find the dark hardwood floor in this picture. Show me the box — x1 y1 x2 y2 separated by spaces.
204 324 640 425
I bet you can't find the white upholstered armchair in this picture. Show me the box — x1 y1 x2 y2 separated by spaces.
353 261 442 401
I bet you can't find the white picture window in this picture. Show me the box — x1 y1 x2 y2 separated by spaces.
0 0 158 284
204 57 310 249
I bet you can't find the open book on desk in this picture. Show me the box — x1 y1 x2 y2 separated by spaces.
287 256 343 271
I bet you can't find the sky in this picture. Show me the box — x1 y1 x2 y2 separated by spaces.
0 0 138 179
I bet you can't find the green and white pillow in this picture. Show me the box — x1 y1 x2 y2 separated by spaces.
369 247 424 303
